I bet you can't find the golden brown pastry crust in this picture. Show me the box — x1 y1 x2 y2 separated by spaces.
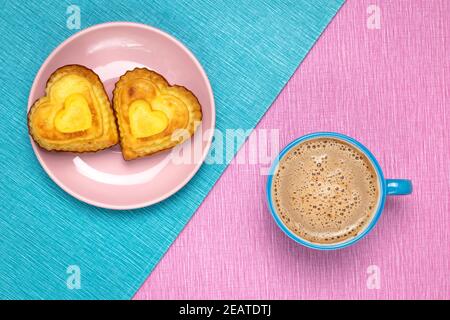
112 68 202 160
28 65 118 152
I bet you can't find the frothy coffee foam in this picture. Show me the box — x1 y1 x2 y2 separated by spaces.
272 138 379 244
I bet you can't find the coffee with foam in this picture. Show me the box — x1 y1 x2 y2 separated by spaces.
272 137 379 244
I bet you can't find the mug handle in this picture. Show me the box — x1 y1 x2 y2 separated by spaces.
386 179 413 195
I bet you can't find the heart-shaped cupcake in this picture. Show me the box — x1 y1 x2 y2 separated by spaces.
28 65 118 152
112 68 202 160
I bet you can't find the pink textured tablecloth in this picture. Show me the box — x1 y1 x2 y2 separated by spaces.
134 0 450 299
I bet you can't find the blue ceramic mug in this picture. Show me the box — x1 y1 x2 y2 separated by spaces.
266 132 412 250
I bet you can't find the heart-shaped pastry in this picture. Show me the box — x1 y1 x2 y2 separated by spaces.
28 65 118 152
112 68 202 160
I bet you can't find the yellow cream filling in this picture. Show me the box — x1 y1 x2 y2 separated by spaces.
54 93 92 133
129 99 169 138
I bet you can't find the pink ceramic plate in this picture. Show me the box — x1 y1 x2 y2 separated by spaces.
28 22 215 210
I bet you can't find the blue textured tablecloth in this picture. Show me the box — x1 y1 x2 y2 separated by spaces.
0 0 343 299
